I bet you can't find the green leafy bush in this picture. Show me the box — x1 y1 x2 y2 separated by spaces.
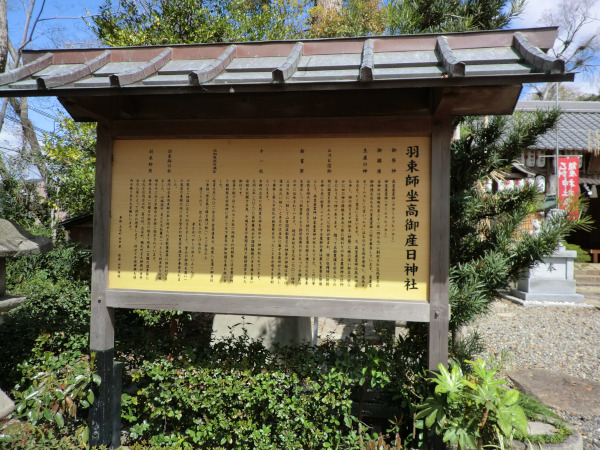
122 362 359 448
117 324 430 448
0 421 88 450
0 242 95 449
0 243 92 387
564 242 592 263
0 334 98 448
416 359 528 450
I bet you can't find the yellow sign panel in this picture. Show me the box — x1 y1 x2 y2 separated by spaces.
108 138 430 301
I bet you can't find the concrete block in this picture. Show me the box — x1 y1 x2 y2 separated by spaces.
510 289 584 303
513 243 582 303
212 315 312 350
0 295 27 313
517 279 577 294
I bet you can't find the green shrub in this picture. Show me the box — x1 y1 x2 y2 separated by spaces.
122 361 359 448
564 242 592 262
0 242 95 449
7 241 92 286
416 359 528 450
0 332 97 449
0 268 91 387
0 421 87 450
117 324 428 448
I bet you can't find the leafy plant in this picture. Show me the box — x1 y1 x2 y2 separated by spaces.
121 359 359 448
43 116 97 219
416 359 528 450
0 420 88 450
517 393 573 445
564 242 592 262
359 432 403 450
0 243 92 387
448 111 592 337
0 333 98 449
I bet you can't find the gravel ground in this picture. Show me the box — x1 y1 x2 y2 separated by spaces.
471 299 600 449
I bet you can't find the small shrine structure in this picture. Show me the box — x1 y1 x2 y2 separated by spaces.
0 27 573 447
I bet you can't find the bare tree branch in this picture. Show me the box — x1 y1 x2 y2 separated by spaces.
38 13 101 22
533 0 600 100
26 0 47 50
0 0 7 73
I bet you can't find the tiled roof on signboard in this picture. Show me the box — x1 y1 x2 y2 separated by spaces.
0 28 572 97
515 101 600 152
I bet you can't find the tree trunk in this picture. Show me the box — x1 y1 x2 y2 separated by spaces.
9 97 50 182
0 0 8 73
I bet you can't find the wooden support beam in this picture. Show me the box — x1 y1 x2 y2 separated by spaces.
111 116 431 139
428 113 451 371
89 122 119 447
105 290 431 322
272 42 303 83
431 87 460 116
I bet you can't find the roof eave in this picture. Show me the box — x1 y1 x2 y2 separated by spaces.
1 73 575 99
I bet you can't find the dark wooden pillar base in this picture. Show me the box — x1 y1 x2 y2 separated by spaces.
89 349 121 448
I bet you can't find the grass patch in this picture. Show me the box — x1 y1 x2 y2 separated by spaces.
517 393 573 445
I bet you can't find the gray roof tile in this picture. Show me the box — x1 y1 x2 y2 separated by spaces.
515 101 600 152
0 28 572 97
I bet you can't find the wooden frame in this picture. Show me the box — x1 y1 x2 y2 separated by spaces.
428 114 451 370
88 102 451 448
89 122 119 447
105 291 431 322
101 119 440 324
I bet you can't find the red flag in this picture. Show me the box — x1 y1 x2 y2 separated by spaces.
557 157 579 219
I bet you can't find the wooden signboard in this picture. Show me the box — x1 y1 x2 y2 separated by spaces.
105 137 432 320
2 26 570 449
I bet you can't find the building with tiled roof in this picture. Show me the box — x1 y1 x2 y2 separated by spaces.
514 101 600 249
516 101 600 152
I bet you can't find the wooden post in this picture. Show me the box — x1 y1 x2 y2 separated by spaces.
89 122 119 447
424 111 452 450
428 113 451 371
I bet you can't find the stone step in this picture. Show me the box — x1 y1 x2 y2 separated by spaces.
574 264 600 277
574 269 600 276
574 274 600 285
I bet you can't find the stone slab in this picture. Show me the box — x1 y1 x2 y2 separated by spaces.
212 315 312 350
0 389 15 419
526 259 572 279
508 369 600 416
0 295 26 313
509 289 584 303
529 421 558 435
517 278 577 294
512 423 583 450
